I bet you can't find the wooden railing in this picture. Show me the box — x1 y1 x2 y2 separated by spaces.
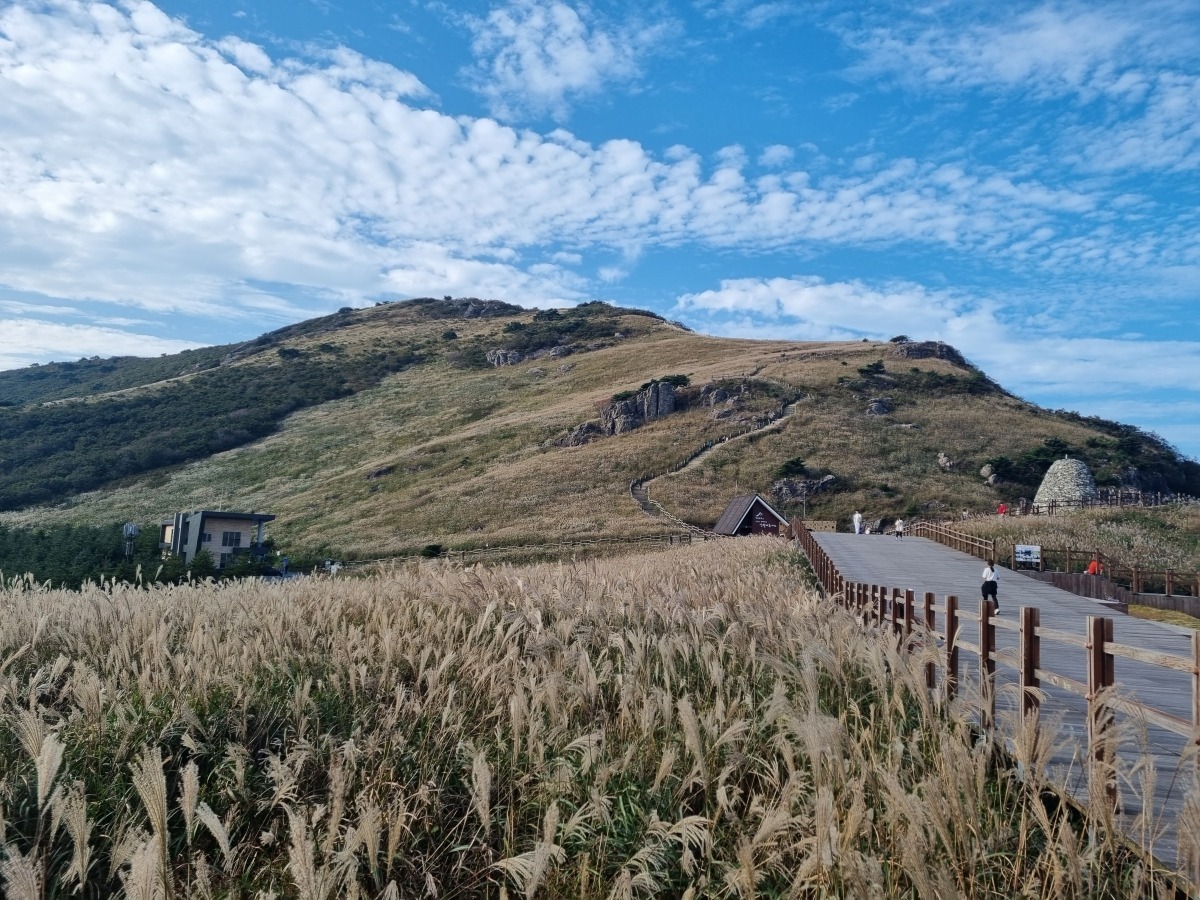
911 521 997 561
795 517 1200 877
1007 545 1200 600
997 492 1200 516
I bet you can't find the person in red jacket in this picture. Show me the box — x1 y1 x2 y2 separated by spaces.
997 502 1008 516
1086 557 1102 576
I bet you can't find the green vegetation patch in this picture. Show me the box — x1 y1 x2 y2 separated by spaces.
0 348 421 511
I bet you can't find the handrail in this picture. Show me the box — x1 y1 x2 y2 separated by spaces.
792 518 1200 879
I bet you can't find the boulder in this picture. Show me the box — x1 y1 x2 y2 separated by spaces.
486 349 524 367
600 381 676 435
557 421 604 447
887 340 968 366
937 452 954 471
772 474 837 502
866 397 895 416
526 367 546 378
980 464 994 479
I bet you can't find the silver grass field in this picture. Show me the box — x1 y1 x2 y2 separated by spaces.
0 540 1188 898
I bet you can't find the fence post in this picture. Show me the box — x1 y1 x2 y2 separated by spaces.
904 589 915 639
923 591 936 690
877 587 887 631
1167 570 1175 596
1086 616 1116 809
891 588 901 636
980 599 996 729
1020 607 1041 717
945 595 959 700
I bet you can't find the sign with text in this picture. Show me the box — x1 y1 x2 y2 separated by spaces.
1015 544 1042 565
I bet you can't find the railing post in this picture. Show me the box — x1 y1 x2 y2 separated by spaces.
1167 570 1175 596
1086 616 1116 809
877 587 887 631
923 591 936 690
980 599 996 729
904 589 915 639
1020 607 1041 717
891 587 901 635
945 595 959 700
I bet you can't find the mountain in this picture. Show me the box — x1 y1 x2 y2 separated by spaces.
1 298 1196 558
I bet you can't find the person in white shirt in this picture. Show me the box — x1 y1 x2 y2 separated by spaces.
894 518 905 540
981 559 999 612
853 510 863 534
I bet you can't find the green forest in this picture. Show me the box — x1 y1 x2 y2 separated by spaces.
0 522 291 588
0 345 420 511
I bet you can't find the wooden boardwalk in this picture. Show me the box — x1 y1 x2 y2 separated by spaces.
811 532 1197 875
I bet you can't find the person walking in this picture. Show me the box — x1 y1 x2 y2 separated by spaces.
853 510 863 535
982 559 999 612
894 517 905 540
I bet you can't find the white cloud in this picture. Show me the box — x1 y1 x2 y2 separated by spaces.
693 0 801 30
845 3 1200 173
758 144 794 167
676 274 1200 454
0 318 198 369
464 0 671 121
0 0 1185 343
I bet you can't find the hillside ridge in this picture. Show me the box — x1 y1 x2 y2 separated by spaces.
1 298 1196 556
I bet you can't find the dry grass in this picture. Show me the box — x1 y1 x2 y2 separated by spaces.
0 540 1185 898
955 506 1200 571
0 309 1177 560
1127 606 1200 630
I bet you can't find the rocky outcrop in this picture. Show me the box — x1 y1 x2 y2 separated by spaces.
557 422 603 447
772 474 837 502
1033 457 1098 511
600 382 676 435
486 345 572 367
887 340 968 367
486 349 524 367
937 452 954 471
866 397 894 416
700 385 731 406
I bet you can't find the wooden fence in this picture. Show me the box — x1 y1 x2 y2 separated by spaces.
1016 492 1199 515
913 523 1200 613
912 521 997 561
794 518 1200 881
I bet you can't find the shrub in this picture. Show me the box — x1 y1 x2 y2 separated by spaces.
421 543 444 558
774 456 808 478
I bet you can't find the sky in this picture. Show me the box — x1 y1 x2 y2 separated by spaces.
1 0 1198 457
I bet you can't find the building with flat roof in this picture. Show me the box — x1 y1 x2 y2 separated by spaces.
160 511 275 569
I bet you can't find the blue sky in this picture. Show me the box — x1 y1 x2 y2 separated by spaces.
1 0 1198 457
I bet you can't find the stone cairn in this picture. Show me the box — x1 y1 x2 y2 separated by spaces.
1032 457 1098 513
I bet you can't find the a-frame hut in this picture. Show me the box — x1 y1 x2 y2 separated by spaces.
712 494 789 536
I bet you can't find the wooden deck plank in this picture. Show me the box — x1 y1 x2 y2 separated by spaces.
811 532 1197 873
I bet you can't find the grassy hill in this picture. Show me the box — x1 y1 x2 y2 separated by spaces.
1 298 1196 559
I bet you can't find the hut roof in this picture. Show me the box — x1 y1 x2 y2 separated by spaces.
712 494 788 536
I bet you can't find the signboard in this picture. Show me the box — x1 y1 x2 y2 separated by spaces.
1014 544 1041 565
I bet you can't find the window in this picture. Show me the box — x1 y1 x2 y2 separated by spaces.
202 532 212 543
221 531 242 547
